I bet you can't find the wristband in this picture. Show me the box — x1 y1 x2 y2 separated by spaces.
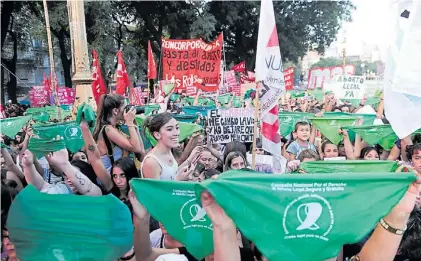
379 218 406 235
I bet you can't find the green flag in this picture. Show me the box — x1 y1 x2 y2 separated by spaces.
136 116 202 146
7 185 133 261
139 104 160 115
161 82 175 95
182 106 216 117
0 115 31 138
309 116 358 144
28 138 67 159
278 112 313 137
343 125 398 150
33 121 84 153
30 112 50 122
308 88 325 102
196 170 415 261
218 94 232 104
233 96 242 108
130 179 214 260
300 160 398 173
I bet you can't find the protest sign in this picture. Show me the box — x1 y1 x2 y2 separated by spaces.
29 86 50 107
161 34 223 93
284 67 295 90
330 75 366 99
130 87 147 106
55 87 76 105
240 83 256 96
206 108 254 143
225 70 240 95
307 65 356 89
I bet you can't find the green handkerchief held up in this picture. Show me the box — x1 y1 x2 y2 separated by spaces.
0 115 31 138
7 185 133 261
278 112 313 137
196 170 415 261
343 124 398 150
300 160 399 173
28 137 67 159
76 103 96 128
309 116 358 144
130 179 214 260
32 121 84 153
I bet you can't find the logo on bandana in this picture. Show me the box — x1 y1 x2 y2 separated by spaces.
64 126 82 139
180 198 213 231
4 121 14 127
283 194 334 241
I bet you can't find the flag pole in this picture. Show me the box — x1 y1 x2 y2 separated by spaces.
43 0 61 120
251 82 260 169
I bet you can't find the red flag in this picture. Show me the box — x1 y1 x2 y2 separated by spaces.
91 50 107 104
42 73 51 91
147 40 157 80
231 61 246 73
115 50 130 96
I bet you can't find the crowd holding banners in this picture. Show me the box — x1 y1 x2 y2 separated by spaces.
1 0 421 261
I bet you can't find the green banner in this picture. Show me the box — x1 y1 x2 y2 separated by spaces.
300 160 398 173
309 116 358 144
183 106 216 117
0 115 32 138
32 121 84 153
195 170 415 261
8 185 133 261
130 179 213 260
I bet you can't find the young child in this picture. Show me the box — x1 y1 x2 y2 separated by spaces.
286 122 317 160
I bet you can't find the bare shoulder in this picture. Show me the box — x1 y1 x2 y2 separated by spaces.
142 155 162 179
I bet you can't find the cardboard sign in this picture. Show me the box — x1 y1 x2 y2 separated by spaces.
206 108 254 143
331 75 366 99
307 65 355 89
283 67 294 90
29 86 51 107
161 34 223 93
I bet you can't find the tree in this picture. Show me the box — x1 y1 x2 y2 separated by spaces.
311 57 378 76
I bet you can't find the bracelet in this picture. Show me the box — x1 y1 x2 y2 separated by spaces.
379 218 407 235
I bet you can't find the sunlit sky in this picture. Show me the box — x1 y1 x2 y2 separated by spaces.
331 0 390 57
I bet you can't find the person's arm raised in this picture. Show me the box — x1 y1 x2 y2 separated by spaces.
22 150 48 191
358 178 420 261
46 149 102 196
339 129 356 160
80 121 114 192
1 147 24 180
201 191 241 261
105 107 143 154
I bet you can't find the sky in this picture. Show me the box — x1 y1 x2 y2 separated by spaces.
331 0 391 57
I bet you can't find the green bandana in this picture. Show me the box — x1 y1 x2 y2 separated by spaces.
195 170 415 261
140 104 160 115
218 94 232 104
0 115 31 138
278 112 313 137
136 116 202 146
183 106 216 117
28 137 67 159
308 88 325 102
32 121 84 152
233 96 242 108
162 82 175 94
130 179 214 260
7 185 133 261
343 125 398 150
26 106 72 121
173 113 199 123
31 112 50 122
76 103 96 129
309 116 358 144
300 160 399 173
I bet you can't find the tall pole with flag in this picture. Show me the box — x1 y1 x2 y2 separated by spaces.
254 0 285 162
91 50 107 105
115 50 130 96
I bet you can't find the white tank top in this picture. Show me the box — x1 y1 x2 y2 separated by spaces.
141 153 178 180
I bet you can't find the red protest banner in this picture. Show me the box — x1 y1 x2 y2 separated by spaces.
56 87 76 105
29 86 51 107
161 34 223 94
130 87 147 106
283 67 294 90
231 61 246 73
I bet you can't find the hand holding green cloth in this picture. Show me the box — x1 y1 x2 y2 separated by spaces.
309 116 358 144
278 112 313 137
136 115 202 147
32 121 84 152
7 185 133 261
76 103 96 128
300 160 398 173
183 106 216 117
0 115 31 138
130 179 214 260
172 113 199 123
195 170 415 261
28 137 67 159
343 124 398 150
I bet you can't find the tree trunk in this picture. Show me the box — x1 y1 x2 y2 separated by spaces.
1 60 5 104
1 1 14 50
5 31 18 104
58 29 72 87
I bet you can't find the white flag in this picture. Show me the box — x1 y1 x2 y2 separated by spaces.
384 0 421 138
255 0 285 157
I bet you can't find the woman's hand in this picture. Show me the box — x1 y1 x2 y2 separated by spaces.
128 190 149 219
22 149 35 167
287 160 300 172
45 148 69 169
124 106 136 125
339 128 349 138
201 191 235 231
79 119 90 131
177 164 195 181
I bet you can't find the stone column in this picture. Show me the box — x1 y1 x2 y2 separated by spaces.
67 0 92 106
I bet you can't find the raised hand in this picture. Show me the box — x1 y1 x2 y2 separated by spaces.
22 149 35 167
124 106 136 125
128 190 149 219
201 191 235 230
